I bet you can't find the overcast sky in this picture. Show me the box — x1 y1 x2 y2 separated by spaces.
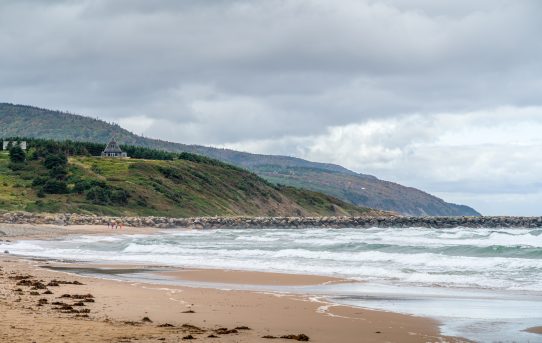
1 0 541 215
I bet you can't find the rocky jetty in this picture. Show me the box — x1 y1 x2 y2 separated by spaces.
1 212 541 229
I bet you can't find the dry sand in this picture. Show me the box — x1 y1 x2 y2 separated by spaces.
0 224 469 342
0 223 158 240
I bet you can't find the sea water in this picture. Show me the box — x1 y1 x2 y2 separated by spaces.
2 227 542 342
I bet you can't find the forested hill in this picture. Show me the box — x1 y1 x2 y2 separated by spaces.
0 103 480 216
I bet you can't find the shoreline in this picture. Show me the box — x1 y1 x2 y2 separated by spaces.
0 224 468 342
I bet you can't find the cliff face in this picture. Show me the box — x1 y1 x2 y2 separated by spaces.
0 103 480 216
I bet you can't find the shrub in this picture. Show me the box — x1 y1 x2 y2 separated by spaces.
37 189 45 198
43 154 67 169
8 162 25 171
136 196 148 207
85 185 129 205
27 149 39 160
191 171 211 184
86 186 110 205
73 180 90 194
49 166 68 180
42 180 68 194
90 164 102 174
72 179 107 194
110 189 129 205
32 177 48 187
158 166 183 181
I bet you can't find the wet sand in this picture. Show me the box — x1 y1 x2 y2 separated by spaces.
162 268 350 286
42 265 347 286
0 224 469 342
526 326 542 335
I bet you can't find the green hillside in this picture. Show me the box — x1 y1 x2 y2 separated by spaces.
0 103 480 216
256 165 479 216
0 145 382 218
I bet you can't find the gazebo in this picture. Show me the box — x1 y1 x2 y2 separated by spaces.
101 139 127 158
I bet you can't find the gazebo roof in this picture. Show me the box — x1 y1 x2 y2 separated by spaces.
103 139 124 153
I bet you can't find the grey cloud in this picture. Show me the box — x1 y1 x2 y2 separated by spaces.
2 1 540 113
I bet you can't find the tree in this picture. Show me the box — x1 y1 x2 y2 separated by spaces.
9 146 26 163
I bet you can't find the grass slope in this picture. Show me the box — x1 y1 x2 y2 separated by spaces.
256 166 480 216
0 151 380 217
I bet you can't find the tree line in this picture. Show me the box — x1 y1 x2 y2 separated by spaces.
3 137 177 160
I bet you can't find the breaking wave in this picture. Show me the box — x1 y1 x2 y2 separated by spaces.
2 227 542 291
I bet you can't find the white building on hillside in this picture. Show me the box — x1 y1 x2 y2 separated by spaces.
2 140 27 151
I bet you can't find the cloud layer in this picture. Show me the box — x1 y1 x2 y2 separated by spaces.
1 0 541 214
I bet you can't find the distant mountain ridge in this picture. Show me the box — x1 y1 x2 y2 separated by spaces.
0 103 481 216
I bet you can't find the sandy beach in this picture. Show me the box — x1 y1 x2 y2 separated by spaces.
0 224 468 342
0 223 159 240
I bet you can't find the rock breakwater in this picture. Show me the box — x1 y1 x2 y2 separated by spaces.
1 212 541 229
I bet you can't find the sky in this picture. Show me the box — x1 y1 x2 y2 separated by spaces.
1 0 541 215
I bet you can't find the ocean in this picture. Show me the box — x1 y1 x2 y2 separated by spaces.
3 226 542 342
